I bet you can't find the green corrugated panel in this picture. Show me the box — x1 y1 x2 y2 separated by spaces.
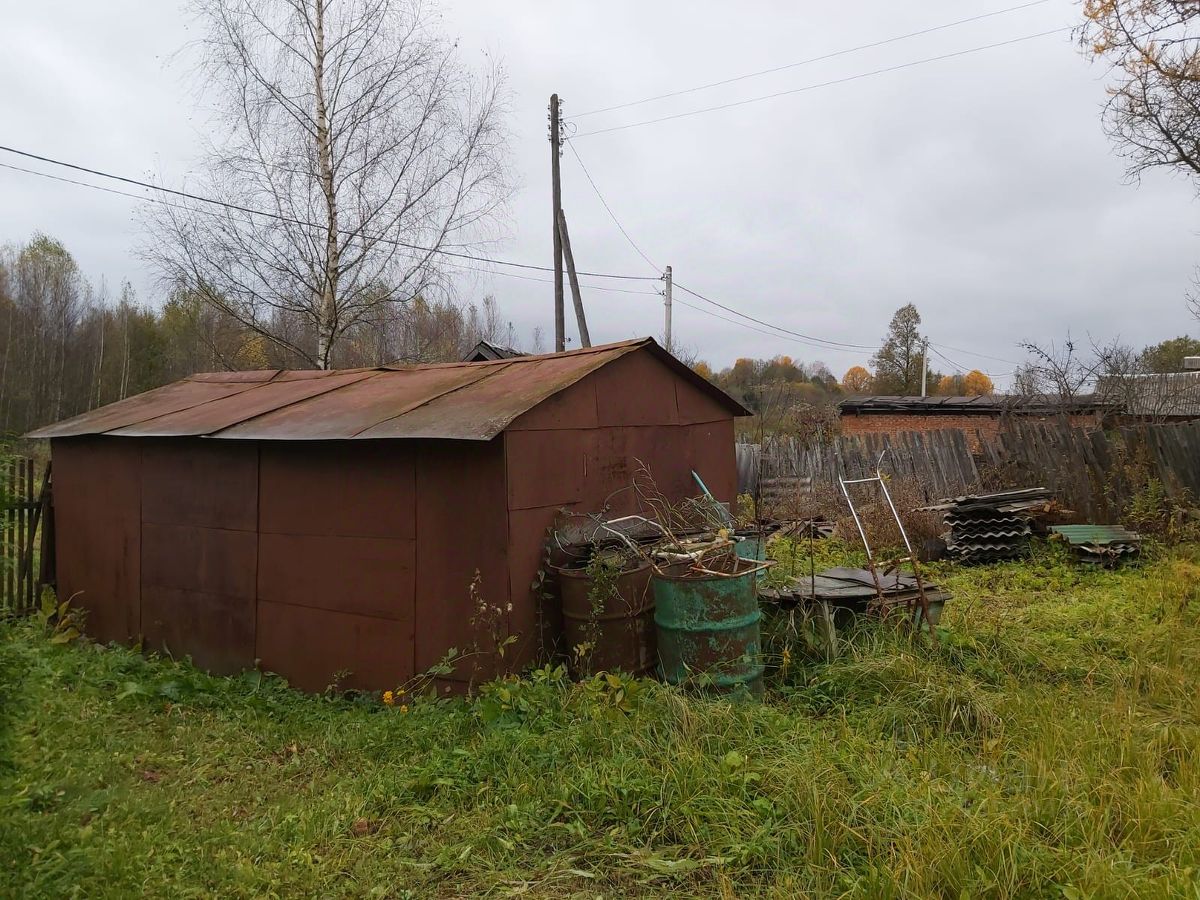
1049 525 1142 545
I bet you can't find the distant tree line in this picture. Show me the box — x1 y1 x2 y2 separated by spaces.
0 233 527 438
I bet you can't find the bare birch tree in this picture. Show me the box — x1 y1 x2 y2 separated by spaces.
142 0 509 368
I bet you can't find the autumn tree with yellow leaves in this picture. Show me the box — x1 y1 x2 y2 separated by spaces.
841 365 874 393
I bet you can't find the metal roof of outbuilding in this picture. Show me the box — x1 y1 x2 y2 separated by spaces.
838 394 1117 415
27 337 749 441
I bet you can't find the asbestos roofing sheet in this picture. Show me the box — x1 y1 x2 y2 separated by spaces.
1050 524 1142 545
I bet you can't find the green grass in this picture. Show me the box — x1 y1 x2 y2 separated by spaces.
2 544 1200 898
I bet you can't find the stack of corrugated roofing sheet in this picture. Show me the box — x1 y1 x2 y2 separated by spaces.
924 488 1053 564
1049 525 1142 566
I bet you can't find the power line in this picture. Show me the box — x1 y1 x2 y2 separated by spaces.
928 340 1020 366
0 159 664 298
674 281 878 351
572 26 1071 138
0 143 659 282
565 139 660 272
928 344 1015 379
574 0 1050 119
672 297 866 356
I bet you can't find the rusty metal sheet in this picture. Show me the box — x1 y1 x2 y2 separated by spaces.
141 587 255 675
686 420 737 504
51 437 141 644
26 379 265 439
415 441 508 679
507 505 568 667
188 370 280 383
675 374 736 425
355 351 623 440
259 441 416 539
507 375 599 431
504 429 585 510
141 522 258 597
257 533 416 620
256 600 414 693
28 338 747 443
214 366 499 440
593 349 680 427
141 439 258 530
108 371 377 437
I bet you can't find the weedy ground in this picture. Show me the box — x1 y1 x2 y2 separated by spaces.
2 542 1199 898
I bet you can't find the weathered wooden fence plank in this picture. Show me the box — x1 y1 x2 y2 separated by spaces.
742 420 1200 522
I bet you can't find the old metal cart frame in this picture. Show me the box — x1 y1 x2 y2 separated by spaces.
839 451 939 643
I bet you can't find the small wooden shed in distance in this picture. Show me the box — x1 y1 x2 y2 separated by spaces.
29 338 748 692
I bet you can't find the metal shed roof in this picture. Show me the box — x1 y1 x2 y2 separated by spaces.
27 337 749 441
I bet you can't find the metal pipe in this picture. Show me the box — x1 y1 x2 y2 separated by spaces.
838 477 874 563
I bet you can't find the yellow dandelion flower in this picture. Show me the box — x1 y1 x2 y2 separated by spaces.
399 704 409 714
382 690 395 706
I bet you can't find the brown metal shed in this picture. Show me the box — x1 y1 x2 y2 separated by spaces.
29 338 748 692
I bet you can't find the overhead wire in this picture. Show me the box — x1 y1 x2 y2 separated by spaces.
928 344 1016 379
673 281 878 351
574 0 1050 118
565 139 660 272
0 143 659 282
0 159 664 298
572 26 1072 138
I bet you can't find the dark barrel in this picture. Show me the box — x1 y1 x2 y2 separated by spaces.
652 559 764 698
556 559 655 677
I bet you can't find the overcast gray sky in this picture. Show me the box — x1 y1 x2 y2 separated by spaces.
3 0 1197 384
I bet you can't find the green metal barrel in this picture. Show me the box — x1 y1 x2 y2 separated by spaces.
652 560 765 698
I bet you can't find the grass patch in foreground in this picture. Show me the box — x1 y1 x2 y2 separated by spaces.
2 546 1200 898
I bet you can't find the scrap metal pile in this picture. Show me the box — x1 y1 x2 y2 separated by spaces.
924 488 1053 564
1049 524 1142 566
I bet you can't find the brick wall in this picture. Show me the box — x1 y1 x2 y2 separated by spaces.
839 412 1103 452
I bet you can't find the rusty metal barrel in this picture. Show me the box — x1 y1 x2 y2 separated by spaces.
652 559 765 698
556 559 655 677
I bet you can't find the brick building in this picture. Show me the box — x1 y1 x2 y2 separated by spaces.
837 395 1115 451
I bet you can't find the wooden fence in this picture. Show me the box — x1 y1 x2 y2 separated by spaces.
1 457 48 616
739 420 1200 522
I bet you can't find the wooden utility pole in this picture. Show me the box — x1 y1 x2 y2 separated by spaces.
663 265 673 353
920 339 929 397
557 209 591 347
549 94 565 352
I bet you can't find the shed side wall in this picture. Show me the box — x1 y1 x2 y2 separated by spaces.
52 437 142 644
415 439 509 687
139 439 259 674
255 441 417 692
503 350 738 667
